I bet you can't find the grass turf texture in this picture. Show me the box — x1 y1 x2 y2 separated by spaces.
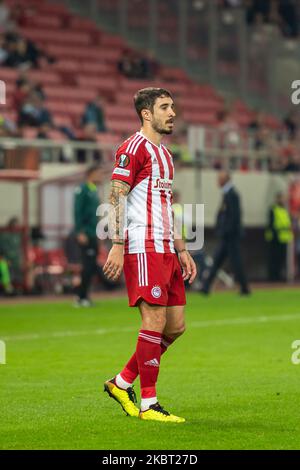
0 290 299 450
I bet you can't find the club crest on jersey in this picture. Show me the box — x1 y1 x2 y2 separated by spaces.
153 178 172 191
151 285 162 298
118 154 130 168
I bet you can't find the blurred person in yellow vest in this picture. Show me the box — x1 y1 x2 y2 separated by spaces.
265 192 293 282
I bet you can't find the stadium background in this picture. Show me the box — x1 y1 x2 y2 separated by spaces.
0 0 300 450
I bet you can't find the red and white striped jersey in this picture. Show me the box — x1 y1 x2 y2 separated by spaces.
111 131 175 254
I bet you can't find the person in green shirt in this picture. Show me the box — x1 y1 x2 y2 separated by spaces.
74 164 103 306
0 251 13 295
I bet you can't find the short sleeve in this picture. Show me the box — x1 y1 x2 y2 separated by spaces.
111 151 137 188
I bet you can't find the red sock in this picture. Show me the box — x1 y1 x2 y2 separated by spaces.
119 334 174 384
136 329 162 398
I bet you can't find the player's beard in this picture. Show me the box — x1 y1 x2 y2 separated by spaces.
152 118 174 135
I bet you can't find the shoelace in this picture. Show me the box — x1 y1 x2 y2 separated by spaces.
149 402 170 416
126 386 137 404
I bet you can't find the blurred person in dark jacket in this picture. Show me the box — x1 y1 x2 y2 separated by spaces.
73 164 103 307
81 96 106 133
200 171 250 295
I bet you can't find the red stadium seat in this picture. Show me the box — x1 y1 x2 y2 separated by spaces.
104 105 137 121
21 127 38 139
106 118 139 134
28 70 61 85
53 115 73 128
44 86 96 102
77 76 117 94
31 15 62 29
182 110 218 126
0 67 18 81
20 28 92 46
45 44 120 62
69 17 98 32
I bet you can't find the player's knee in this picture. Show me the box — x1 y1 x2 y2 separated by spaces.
176 324 186 337
167 324 186 339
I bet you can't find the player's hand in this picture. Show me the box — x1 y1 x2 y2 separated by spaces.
103 244 124 281
77 233 88 245
178 250 197 284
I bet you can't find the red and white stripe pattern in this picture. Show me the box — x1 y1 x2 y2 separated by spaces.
138 331 162 345
125 132 145 155
137 253 148 286
113 131 176 254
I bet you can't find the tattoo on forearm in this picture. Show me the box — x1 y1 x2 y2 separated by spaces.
109 180 130 240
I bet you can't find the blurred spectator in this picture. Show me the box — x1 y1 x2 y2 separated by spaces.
18 92 52 130
5 36 39 69
246 0 298 38
0 33 8 64
284 110 299 138
0 0 10 30
265 192 293 281
81 96 106 132
0 251 13 295
0 114 18 136
0 216 22 292
280 136 300 172
278 0 298 38
217 108 240 148
248 110 266 149
200 171 250 295
13 76 31 112
118 49 158 79
73 164 103 307
76 123 103 164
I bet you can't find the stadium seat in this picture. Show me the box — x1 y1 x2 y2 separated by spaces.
44 86 96 102
21 127 38 139
106 118 139 134
77 76 117 94
31 15 62 29
0 67 18 81
20 28 92 46
28 70 61 85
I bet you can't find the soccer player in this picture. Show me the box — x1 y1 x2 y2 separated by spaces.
103 88 197 423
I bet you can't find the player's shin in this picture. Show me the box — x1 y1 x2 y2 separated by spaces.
136 330 162 410
116 334 175 388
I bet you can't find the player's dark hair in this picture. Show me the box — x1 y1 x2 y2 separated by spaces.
134 87 173 124
86 164 101 176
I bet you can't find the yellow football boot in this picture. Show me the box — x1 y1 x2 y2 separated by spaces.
104 379 139 417
139 402 185 423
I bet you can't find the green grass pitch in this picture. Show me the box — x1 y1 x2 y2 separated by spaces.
0 290 300 450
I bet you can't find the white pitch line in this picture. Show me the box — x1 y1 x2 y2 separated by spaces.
1 312 300 343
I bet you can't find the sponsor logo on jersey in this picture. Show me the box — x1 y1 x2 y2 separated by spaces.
113 167 130 177
151 285 162 298
153 178 172 191
118 154 130 168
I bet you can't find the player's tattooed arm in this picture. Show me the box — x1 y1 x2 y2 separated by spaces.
104 180 130 281
108 179 130 243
